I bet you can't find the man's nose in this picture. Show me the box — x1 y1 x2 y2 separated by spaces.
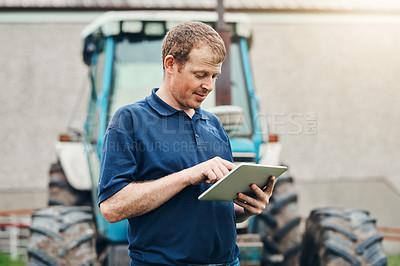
201 76 214 91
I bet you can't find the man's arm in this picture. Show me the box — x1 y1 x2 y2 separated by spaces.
100 156 235 223
234 176 276 223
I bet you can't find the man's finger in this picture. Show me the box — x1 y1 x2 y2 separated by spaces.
212 167 224 181
218 164 231 176
264 176 276 196
216 157 235 170
237 191 266 210
250 184 269 204
205 170 217 183
234 199 263 216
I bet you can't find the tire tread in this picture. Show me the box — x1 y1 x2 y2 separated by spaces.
300 207 387 266
28 206 97 265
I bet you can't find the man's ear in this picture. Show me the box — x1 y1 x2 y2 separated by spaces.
164 55 175 74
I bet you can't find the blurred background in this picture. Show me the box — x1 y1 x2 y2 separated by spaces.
0 0 399 262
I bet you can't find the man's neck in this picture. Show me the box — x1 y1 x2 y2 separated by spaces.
156 86 195 118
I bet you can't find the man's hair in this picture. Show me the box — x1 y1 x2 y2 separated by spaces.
161 21 226 68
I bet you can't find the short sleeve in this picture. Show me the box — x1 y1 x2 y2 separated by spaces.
98 117 138 205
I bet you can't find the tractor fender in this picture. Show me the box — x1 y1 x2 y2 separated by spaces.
55 141 92 191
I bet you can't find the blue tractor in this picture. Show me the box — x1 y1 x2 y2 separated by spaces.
27 10 301 266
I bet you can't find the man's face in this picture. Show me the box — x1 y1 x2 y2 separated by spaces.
169 45 222 111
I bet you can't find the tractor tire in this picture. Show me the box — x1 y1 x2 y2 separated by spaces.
28 206 98 266
48 163 91 206
300 207 387 266
250 175 302 266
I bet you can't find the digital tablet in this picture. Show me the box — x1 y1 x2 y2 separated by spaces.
198 163 288 202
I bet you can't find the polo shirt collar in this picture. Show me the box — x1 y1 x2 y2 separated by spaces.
146 88 177 116
146 88 208 120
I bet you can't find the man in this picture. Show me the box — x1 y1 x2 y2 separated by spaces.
98 21 275 265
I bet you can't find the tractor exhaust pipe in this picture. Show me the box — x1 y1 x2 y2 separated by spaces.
215 0 231 106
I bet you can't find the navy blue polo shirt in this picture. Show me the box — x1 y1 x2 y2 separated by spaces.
98 88 240 265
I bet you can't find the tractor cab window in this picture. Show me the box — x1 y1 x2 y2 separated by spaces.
86 42 106 143
202 43 253 137
94 52 106 96
109 37 164 116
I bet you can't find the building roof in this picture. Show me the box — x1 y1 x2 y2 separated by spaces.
1 0 400 12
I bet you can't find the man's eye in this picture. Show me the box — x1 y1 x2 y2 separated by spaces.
196 73 207 79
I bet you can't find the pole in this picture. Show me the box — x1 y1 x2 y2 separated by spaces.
215 0 232 106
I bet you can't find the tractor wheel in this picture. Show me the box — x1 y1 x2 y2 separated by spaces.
28 206 98 266
48 163 91 206
300 207 387 266
250 175 302 266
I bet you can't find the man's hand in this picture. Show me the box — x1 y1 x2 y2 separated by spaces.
234 176 275 222
183 156 235 186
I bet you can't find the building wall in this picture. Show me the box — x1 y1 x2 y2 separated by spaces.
250 15 400 193
0 12 399 212
0 21 90 209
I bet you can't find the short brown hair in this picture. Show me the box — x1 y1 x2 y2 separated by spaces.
161 21 226 68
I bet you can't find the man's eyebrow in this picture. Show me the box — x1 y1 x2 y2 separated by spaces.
194 71 221 77
193 68 221 76
193 71 207 76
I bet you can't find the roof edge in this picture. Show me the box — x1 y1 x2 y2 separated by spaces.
2 6 400 14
